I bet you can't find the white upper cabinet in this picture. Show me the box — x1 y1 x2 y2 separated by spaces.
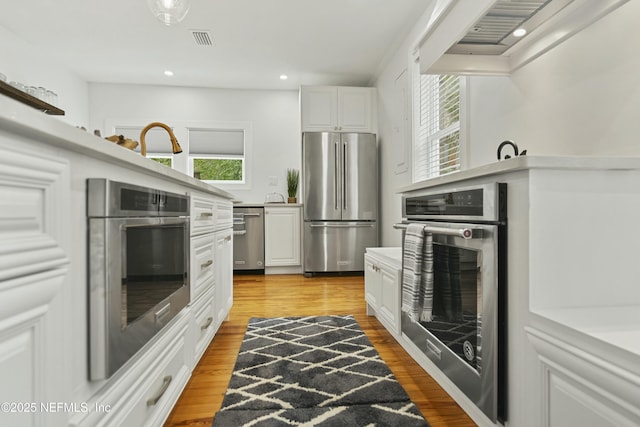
300 86 376 133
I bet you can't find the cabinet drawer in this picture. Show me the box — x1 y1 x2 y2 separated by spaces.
216 200 233 230
193 287 216 364
191 233 215 302
191 195 215 236
119 332 190 427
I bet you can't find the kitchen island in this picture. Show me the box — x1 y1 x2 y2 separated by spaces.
397 156 640 427
0 94 235 427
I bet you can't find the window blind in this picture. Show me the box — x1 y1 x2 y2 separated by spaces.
188 128 244 155
113 126 174 154
413 71 461 181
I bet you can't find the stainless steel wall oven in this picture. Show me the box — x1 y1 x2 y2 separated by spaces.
87 179 190 380
396 183 506 423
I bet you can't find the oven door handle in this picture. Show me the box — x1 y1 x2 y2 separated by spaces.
393 223 479 240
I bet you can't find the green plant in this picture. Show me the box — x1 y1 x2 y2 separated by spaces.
287 168 299 198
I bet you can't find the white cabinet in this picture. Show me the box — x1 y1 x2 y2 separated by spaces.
527 326 640 427
264 206 301 266
214 228 233 327
364 248 402 336
300 86 376 133
0 143 70 427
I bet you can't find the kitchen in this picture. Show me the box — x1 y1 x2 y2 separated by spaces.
1 0 640 426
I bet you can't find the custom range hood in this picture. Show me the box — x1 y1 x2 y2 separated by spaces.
423 0 629 75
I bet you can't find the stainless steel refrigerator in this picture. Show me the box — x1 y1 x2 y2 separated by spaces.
302 132 378 275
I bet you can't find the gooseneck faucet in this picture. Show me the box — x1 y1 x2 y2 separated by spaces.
497 140 519 160
139 122 183 157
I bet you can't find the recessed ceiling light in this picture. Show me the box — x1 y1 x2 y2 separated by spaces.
280 74 288 80
513 28 527 38
164 70 174 77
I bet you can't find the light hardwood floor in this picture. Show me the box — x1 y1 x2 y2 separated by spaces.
164 274 476 427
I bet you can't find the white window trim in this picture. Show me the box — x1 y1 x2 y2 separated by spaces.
409 52 469 183
104 119 253 190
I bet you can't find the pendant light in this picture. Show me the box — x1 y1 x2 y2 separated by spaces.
147 0 191 26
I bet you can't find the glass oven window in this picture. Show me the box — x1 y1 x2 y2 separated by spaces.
420 243 480 371
121 223 187 328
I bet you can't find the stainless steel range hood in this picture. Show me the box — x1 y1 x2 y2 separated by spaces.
446 0 572 55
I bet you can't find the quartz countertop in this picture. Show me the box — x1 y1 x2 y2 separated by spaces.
398 155 640 193
366 247 402 268
0 94 235 199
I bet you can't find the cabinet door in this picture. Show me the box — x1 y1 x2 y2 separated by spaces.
378 264 401 335
364 255 381 311
215 229 233 326
337 87 375 132
265 207 301 266
301 86 338 132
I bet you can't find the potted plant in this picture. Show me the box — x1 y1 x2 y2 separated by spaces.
287 168 299 203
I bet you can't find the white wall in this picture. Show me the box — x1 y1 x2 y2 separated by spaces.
0 25 89 127
374 6 436 247
375 0 640 246
88 83 300 203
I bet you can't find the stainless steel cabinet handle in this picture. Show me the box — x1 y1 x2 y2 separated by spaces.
242 213 262 217
201 212 213 217
147 375 172 406
225 235 232 242
310 223 374 228
201 259 213 268
201 316 213 331
393 223 478 239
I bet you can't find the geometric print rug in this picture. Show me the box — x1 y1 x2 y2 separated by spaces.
212 315 429 426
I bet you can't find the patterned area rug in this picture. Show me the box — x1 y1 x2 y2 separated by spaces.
213 315 429 426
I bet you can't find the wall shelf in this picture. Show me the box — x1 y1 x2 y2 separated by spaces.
0 80 64 116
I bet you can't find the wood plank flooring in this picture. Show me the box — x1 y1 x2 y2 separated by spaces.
164 274 476 427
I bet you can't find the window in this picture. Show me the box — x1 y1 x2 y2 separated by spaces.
188 128 245 183
413 60 466 182
112 125 175 167
106 120 253 188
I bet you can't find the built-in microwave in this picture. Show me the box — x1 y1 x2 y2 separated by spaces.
87 179 190 380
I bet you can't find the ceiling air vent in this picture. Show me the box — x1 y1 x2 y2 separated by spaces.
190 30 214 46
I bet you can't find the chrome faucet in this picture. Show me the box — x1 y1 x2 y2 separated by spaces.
497 140 526 160
139 122 183 157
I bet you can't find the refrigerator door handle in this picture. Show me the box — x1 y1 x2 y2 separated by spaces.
309 223 375 228
343 142 347 211
335 140 340 211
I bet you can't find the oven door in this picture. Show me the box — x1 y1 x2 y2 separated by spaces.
399 221 500 422
88 216 190 380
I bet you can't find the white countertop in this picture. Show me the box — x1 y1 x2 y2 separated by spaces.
398 155 640 193
365 247 402 268
0 95 235 199
234 203 303 207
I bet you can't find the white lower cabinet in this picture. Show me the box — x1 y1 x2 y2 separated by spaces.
192 286 216 363
527 326 640 427
215 228 233 327
364 249 402 336
264 206 301 266
190 233 215 302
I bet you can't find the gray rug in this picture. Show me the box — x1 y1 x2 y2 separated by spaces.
213 315 429 426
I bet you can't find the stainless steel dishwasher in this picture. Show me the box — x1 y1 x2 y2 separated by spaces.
233 207 265 273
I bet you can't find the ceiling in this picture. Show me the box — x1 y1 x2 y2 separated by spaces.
0 0 430 90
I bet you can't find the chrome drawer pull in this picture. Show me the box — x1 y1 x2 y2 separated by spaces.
201 316 213 331
147 375 172 406
200 212 213 217
201 259 213 268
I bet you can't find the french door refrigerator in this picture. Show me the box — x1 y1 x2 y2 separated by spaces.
303 132 378 275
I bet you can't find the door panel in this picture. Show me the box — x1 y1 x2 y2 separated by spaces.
303 221 378 272
341 133 377 220
303 132 341 220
